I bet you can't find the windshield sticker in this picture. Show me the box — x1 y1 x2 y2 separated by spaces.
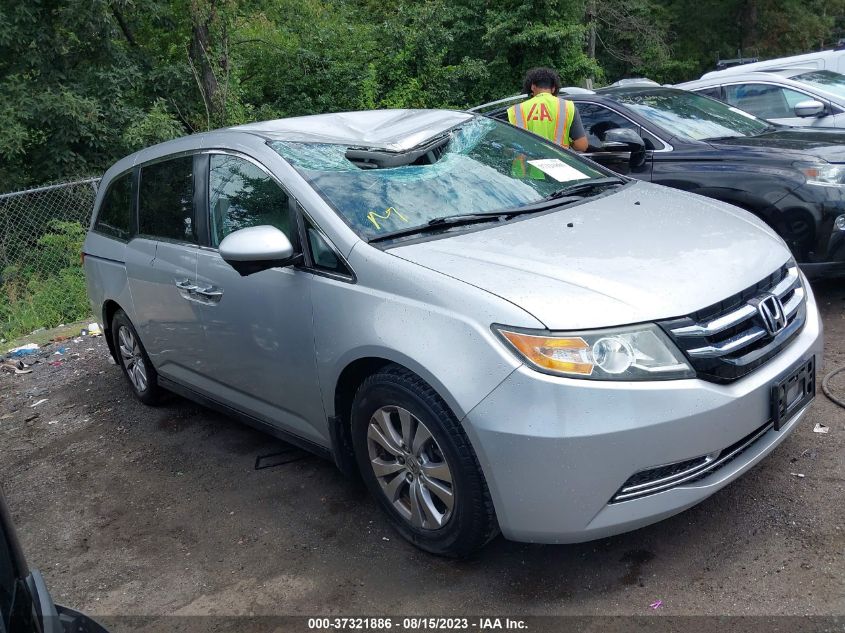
526 159 590 182
367 207 408 230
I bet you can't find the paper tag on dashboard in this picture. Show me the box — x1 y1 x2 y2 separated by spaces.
526 159 590 182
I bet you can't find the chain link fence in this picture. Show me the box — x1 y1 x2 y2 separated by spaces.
0 178 101 342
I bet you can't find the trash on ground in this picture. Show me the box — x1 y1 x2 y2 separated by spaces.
8 343 39 357
813 423 829 434
30 399 47 408
1 360 32 375
88 323 102 337
48 361 63 367
649 599 663 610
53 347 67 355
790 472 806 478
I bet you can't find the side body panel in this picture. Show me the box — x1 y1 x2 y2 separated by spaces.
312 243 540 423
193 249 326 444
83 232 134 326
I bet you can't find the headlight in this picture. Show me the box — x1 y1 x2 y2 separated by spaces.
493 323 695 381
795 162 845 187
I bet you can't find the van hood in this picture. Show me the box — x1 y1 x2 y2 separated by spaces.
389 181 791 330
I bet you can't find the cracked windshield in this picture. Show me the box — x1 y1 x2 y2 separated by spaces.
271 118 603 239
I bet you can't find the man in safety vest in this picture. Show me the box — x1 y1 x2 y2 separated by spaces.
507 67 588 152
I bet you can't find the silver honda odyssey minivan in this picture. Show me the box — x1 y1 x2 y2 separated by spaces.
84 109 823 556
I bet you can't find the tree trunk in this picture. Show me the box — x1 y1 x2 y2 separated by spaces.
189 0 221 128
585 0 596 89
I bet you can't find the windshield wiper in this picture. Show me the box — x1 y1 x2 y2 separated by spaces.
368 213 508 244
541 176 626 201
368 178 626 244
368 204 581 244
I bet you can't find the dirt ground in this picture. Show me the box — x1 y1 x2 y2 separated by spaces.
1 281 843 623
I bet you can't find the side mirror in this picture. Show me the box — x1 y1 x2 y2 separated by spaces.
794 99 826 118
219 225 300 276
601 128 647 168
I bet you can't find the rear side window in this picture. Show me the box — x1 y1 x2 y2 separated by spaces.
209 155 291 247
139 157 196 243
95 173 132 239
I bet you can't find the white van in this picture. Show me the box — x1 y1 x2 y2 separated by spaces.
702 49 845 79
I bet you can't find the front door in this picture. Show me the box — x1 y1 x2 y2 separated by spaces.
724 83 837 127
192 153 326 444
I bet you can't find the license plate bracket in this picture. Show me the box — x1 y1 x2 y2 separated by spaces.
771 356 815 431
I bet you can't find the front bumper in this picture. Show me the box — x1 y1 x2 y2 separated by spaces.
462 286 823 543
780 185 845 276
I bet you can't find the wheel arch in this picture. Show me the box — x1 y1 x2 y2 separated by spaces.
328 352 465 478
101 299 124 362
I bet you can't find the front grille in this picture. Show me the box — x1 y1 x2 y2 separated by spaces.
658 262 806 383
611 420 773 503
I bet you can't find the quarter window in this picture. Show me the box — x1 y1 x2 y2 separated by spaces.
209 155 291 247
95 172 133 239
138 157 196 242
304 216 350 275
724 84 810 119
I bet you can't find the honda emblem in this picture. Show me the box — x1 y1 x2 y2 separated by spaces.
757 294 787 336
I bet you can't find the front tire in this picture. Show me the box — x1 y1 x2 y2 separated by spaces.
351 365 497 557
111 309 162 405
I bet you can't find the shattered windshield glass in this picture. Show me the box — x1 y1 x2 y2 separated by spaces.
270 117 603 239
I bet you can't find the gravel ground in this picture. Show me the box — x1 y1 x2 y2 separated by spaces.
1 281 843 621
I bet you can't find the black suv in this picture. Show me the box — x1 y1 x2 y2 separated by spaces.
473 87 845 278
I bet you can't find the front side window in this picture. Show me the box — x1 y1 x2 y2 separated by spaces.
95 172 133 239
614 89 772 140
724 84 809 119
138 156 195 243
271 117 605 240
791 70 845 99
209 155 291 247
577 103 640 149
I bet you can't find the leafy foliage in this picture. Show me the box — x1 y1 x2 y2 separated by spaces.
1 221 89 340
1 0 844 193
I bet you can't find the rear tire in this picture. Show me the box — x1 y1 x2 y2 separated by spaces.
111 309 162 405
351 364 498 557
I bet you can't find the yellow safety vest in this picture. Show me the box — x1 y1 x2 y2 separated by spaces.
507 93 577 148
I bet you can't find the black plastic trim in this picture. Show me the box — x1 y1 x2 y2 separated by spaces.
156 376 332 461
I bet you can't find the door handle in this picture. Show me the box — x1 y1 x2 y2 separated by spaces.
193 285 224 303
175 279 197 291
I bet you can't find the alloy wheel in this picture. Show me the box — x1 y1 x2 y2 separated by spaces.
366 406 455 530
118 325 148 393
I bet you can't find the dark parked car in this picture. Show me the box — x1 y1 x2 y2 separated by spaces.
0 489 107 633
472 87 845 278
